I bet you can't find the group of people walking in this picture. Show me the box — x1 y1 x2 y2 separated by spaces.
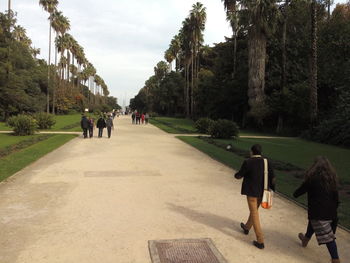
131 111 149 125
234 144 341 263
81 113 115 139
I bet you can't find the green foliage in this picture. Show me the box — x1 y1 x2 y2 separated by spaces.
34 112 56 129
7 114 37 135
195 117 214 134
208 119 239 139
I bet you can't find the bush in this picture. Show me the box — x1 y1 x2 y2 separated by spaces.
195 118 214 134
7 115 37 136
208 119 239 139
34 112 56 129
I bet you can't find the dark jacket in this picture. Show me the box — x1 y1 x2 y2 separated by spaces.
96 118 106 129
235 156 275 198
293 177 339 220
106 117 114 128
81 116 89 129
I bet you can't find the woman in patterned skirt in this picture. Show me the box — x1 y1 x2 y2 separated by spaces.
294 156 341 263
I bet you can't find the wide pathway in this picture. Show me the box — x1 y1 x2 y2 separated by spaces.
0 116 349 263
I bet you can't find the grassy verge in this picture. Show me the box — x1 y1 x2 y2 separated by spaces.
150 117 197 134
0 134 77 182
0 134 52 158
0 122 11 131
177 136 350 229
49 114 82 131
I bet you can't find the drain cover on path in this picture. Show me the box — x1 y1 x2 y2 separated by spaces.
148 238 227 263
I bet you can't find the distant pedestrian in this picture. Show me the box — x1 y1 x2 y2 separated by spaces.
234 144 275 249
132 112 136 124
96 116 106 138
106 115 114 138
294 156 341 263
88 117 94 138
145 113 149 124
80 115 89 139
141 113 145 124
135 111 141 124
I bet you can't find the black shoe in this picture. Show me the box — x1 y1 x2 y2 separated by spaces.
240 223 249 235
253 241 265 249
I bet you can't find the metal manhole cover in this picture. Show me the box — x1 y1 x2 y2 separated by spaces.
148 239 227 263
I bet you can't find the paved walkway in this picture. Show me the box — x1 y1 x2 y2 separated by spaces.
0 116 349 263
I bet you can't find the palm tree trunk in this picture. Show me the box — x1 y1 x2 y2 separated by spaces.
47 18 52 113
247 25 267 124
277 8 288 134
191 51 194 118
52 45 58 115
310 0 318 126
233 31 237 78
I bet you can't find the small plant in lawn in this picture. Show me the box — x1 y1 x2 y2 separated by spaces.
7 115 37 136
195 118 214 134
208 119 239 139
34 112 56 129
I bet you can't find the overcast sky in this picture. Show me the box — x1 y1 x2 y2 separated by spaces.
4 0 347 107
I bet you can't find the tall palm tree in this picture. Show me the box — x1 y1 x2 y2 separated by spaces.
39 0 59 113
239 0 278 124
310 0 318 126
190 2 206 117
222 0 240 77
51 11 70 114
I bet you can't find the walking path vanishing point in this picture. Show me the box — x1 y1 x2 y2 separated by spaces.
0 116 349 263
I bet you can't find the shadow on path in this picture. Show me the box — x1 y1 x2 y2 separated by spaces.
167 203 319 263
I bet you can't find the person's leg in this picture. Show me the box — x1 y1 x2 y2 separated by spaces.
246 196 264 244
108 127 111 138
83 128 87 138
326 240 340 261
298 221 313 247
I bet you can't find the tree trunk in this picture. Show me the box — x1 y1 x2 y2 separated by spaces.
310 0 318 126
47 18 52 114
191 50 194 118
247 25 267 122
277 7 288 134
52 45 58 115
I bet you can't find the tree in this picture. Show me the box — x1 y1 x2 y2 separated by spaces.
239 0 278 124
39 0 59 113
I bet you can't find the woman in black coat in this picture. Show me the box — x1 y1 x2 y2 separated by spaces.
294 156 340 263
96 116 106 138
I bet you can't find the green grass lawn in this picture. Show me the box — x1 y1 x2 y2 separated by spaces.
0 114 83 132
150 117 197 134
0 134 77 182
0 122 11 131
178 136 350 229
49 114 82 131
0 134 40 149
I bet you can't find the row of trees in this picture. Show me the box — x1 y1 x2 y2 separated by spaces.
131 1 350 143
0 1 118 120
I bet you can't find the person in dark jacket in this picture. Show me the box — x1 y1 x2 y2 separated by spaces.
234 144 275 249
294 156 340 263
88 117 94 138
80 115 89 139
96 116 106 138
131 112 136 124
106 115 114 138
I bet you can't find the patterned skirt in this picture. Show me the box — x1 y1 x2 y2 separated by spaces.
310 220 336 245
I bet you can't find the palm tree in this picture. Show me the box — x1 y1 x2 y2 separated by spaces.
239 0 278 124
190 2 206 117
39 0 59 113
222 0 240 77
51 11 70 114
164 49 175 71
310 0 318 126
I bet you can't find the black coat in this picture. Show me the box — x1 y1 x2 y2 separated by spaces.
81 116 89 129
96 118 106 129
293 177 339 220
235 156 275 198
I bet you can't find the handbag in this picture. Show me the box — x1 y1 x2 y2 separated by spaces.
261 158 273 209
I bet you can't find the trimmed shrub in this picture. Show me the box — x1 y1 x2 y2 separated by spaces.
208 119 239 139
7 115 37 136
195 118 214 134
34 112 56 129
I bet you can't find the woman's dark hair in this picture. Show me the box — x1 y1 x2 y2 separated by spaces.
251 144 262 155
305 156 338 192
